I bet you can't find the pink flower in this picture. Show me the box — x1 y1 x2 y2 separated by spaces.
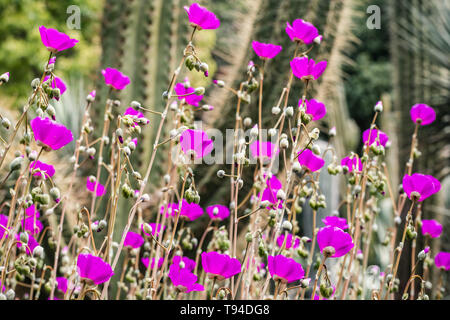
174 80 204 106
172 255 196 272
39 26 78 52
168 263 204 293
56 277 68 293
141 222 166 238
101 68 130 90
88 90 96 100
267 255 305 283
201 251 241 280
252 41 282 59
16 234 40 255
43 75 67 99
77 253 114 284
0 215 9 240
362 128 389 147
123 107 149 125
290 57 327 81
160 202 179 218
30 117 73 150
180 200 204 221
421 220 443 238
86 178 107 197
250 141 279 160
141 257 164 269
276 234 300 249
184 3 220 30
21 210 43 235
297 149 325 172
123 231 144 248
206 205 230 221
259 175 283 209
410 104 436 125
322 216 349 230
402 173 441 202
317 226 354 258
341 156 362 173
180 129 214 159
285 19 320 44
434 252 450 271
29 160 55 179
301 99 327 121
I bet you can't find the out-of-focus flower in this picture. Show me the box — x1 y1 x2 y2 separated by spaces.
290 57 327 81
86 178 107 197
174 79 204 107
39 26 78 52
141 257 164 269
101 68 130 91
160 202 179 218
300 99 327 121
285 19 320 44
123 107 149 126
124 231 145 248
168 263 204 293
180 129 214 159
297 149 325 172
402 173 441 202
43 75 67 99
434 252 450 271
184 3 220 30
421 219 443 238
276 234 300 249
410 104 436 125
362 128 389 147
341 156 362 173
141 222 166 238
172 255 196 272
252 41 282 59
267 255 305 283
30 117 73 150
201 251 241 280
0 215 9 240
77 253 114 284
322 216 349 230
206 205 230 221
250 141 279 160
29 160 55 179
180 200 204 221
16 234 39 255
317 226 354 258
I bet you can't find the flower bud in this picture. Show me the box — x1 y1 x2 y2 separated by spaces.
49 187 60 201
374 101 383 113
1 118 11 130
194 87 205 95
272 106 281 115
243 117 252 127
217 170 225 178
20 232 29 244
33 246 44 258
0 72 10 83
285 106 294 117
9 157 23 171
282 220 292 232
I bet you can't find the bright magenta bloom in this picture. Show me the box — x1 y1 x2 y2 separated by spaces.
421 220 443 238
267 255 305 283
142 257 164 269
39 26 78 52
168 263 204 293
252 41 282 59
77 253 114 285
123 107 149 125
276 234 300 249
101 68 130 90
297 148 325 172
201 251 241 280
21 206 43 235
402 173 441 202
160 202 179 218
43 75 67 99
301 99 327 121
0 215 9 240
56 277 68 293
180 129 214 159
285 19 319 44
30 117 73 150
362 128 389 147
86 178 106 197
29 160 55 179
180 199 204 221
259 175 284 209
341 156 362 173
174 79 204 106
16 234 39 255
250 141 279 160
206 204 230 221
172 255 196 272
290 57 327 81
435 252 450 271
322 216 349 230
184 3 220 30
410 103 436 125
317 226 354 258
124 231 144 248
141 222 166 237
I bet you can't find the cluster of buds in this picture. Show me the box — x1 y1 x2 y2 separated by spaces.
185 54 209 77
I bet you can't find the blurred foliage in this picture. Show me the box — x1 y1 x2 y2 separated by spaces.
0 0 102 103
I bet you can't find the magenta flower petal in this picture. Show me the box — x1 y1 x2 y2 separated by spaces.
180 199 204 221
16 234 39 255
29 160 55 179
168 263 204 293
124 107 149 125
276 234 300 249
43 75 67 99
160 202 179 218
402 173 441 202
322 216 349 230
30 117 73 150
77 253 114 285
317 226 354 258
268 255 305 283
21 215 43 235
410 104 436 125
141 257 164 269
252 41 282 59
341 156 362 173
184 3 220 30
172 255 196 272
362 128 389 147
123 231 144 248
421 219 443 238
250 141 279 160
297 149 325 172
101 68 130 91
290 57 327 81
141 222 166 238
86 178 106 197
174 81 204 106
201 251 241 279
39 26 78 52
206 204 230 221
434 252 450 271
56 277 68 293
285 19 319 44
301 99 327 121
180 129 213 159
0 215 9 240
